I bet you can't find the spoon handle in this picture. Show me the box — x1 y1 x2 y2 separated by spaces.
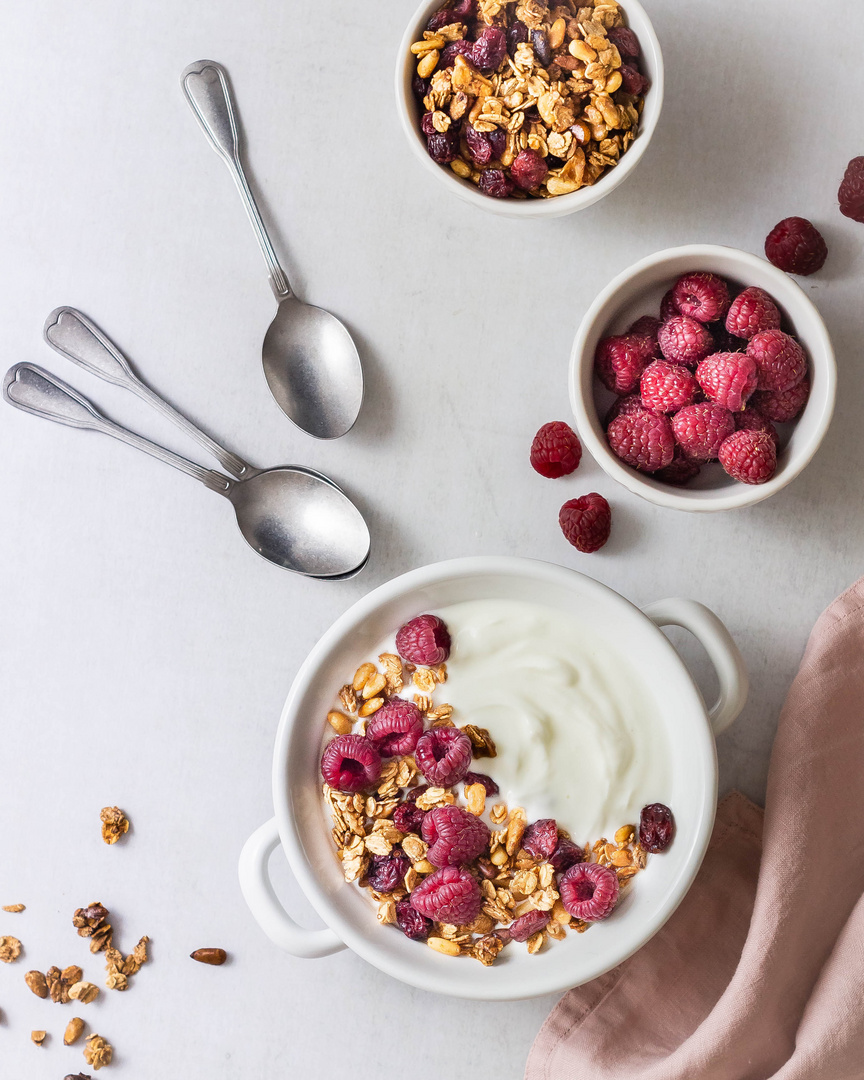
3 363 233 495
43 307 251 479
181 60 292 303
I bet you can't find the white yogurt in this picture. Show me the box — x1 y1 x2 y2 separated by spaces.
419 599 671 842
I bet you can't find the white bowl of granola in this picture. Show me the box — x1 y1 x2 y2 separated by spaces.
239 557 747 1000
395 0 664 217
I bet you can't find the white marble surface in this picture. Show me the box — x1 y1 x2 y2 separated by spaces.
2 0 863 1075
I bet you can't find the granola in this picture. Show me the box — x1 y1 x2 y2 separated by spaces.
409 0 649 198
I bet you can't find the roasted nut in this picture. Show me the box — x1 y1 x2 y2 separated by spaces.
569 38 597 63
417 50 439 79
0 935 21 962
361 671 387 699
358 697 384 717
65 1017 86 1045
352 662 376 691
2 903 25 912
47 964 79 1003
84 1033 113 1070
69 980 100 1004
190 947 227 966
31 1030 47 1046
100 806 129 845
427 936 460 956
26 969 49 997
326 710 353 734
549 16 566 49
464 782 486 817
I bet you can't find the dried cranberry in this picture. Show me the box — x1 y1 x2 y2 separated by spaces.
427 7 458 31
405 783 429 803
522 818 559 860
451 0 475 16
507 20 529 55
465 123 493 165
471 26 507 71
421 112 436 136
510 149 548 191
607 26 640 58
639 803 675 853
619 63 648 95
549 838 584 873
510 909 550 941
412 74 429 99
478 168 514 198
392 801 426 834
395 896 432 941
488 128 507 159
366 851 411 893
531 29 552 67
440 38 473 67
426 131 458 164
463 771 499 797
546 154 567 170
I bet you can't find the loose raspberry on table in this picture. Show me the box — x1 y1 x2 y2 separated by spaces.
839 156 864 222
549 837 584 873
522 818 559 860
392 800 426 834
396 614 451 665
463 771 499 797
365 699 424 757
735 407 779 447
414 726 473 787
765 217 828 276
604 394 649 428
750 379 810 423
640 360 699 413
478 168 514 199
695 352 758 412
607 411 675 472
671 403 735 462
718 429 777 485
410 865 483 925
747 330 807 393
367 850 411 894
660 289 680 321
671 272 730 323
595 334 651 395
655 448 701 486
559 493 612 553
395 896 432 941
530 421 582 478
422 805 491 867
638 803 675 853
511 149 549 191
320 734 381 793
510 910 551 942
725 287 781 340
658 315 715 367
559 862 619 920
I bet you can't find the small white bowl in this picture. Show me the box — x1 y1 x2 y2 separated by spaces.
395 0 664 219
570 245 837 512
238 557 747 1000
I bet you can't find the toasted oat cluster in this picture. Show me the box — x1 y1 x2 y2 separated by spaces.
410 0 649 199
321 615 668 965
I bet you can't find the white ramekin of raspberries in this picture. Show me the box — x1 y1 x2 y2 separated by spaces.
396 0 664 218
569 245 837 511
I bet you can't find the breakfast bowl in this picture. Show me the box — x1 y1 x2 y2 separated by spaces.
395 0 664 219
239 556 747 1000
570 244 837 511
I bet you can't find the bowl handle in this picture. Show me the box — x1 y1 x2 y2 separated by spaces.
642 599 749 736
238 818 347 958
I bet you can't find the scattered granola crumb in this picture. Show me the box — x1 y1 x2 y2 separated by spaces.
0 935 21 962
65 1017 86 1045
46 964 83 1003
69 980 100 1004
100 806 130 845
84 1033 113 1070
2 903 25 913
31 1029 47 1046
190 947 227 965
73 902 113 953
25 969 49 997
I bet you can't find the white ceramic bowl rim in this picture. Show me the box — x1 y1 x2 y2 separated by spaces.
265 557 727 1000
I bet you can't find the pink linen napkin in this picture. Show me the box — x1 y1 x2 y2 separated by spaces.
526 577 864 1080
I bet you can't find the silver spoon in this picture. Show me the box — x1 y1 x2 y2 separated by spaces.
4 363 370 579
181 59 364 441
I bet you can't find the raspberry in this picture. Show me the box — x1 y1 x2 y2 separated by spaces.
392 800 426 834
320 734 381 793
750 379 810 423
765 217 828 276
725 287 781 340
604 393 650 428
396 614 451 665
510 910 551 942
640 360 699 413
530 421 582 478
549 838 584 873
478 168 514 198
711 322 748 354
410 865 483 925
558 493 612 553
414 726 473 786
718 430 777 485
639 803 675 853
367 850 411 893
395 896 432 941
559 862 619 920
510 149 549 191
660 289 680 321
607 411 675 472
671 403 735 462
422 805 491 867
735 407 779 448
695 352 758 412
671 272 730 323
839 156 864 223
628 315 662 353
365 699 424 757
747 330 807 392
655 447 701 486
522 818 559 860
471 26 507 71
607 25 640 57
658 315 715 367
594 333 651 394
463 771 499 797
